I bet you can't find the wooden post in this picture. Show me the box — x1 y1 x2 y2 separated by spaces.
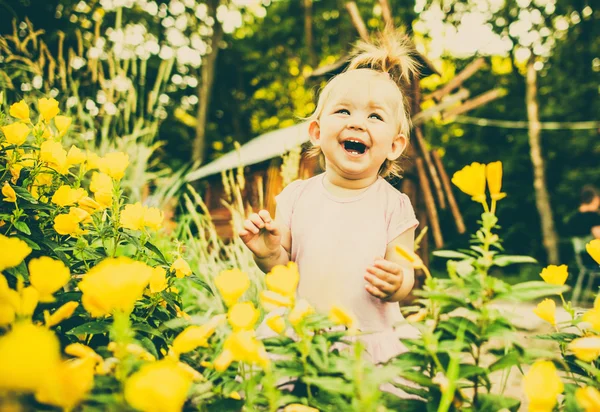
431 150 466 234
345 2 369 42
413 127 446 209
443 88 506 119
416 157 443 248
378 0 393 27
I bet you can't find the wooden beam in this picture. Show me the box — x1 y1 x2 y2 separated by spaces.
431 149 466 234
416 157 443 248
442 88 506 119
423 57 486 102
414 127 446 210
412 88 470 125
378 0 393 27
345 2 369 42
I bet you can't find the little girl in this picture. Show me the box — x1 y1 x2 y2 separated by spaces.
240 32 420 365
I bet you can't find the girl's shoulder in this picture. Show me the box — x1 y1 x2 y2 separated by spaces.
275 174 322 205
377 178 413 205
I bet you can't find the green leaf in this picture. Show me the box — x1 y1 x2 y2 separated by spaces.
145 241 168 264
477 393 520 412
433 250 473 259
132 322 166 340
495 281 568 302
534 332 579 342
17 235 40 250
13 185 38 203
302 376 354 396
13 220 31 235
493 255 538 267
65 320 112 335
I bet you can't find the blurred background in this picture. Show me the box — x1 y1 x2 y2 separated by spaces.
0 0 598 281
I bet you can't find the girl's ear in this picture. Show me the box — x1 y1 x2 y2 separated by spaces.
387 134 407 161
308 120 321 146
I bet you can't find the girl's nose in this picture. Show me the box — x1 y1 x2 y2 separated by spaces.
347 116 366 131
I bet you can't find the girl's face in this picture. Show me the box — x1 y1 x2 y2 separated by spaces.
309 71 407 182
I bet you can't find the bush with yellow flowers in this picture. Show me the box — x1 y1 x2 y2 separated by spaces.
384 161 568 411
526 238 600 411
0 97 211 410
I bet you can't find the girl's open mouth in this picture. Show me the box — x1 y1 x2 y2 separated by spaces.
342 140 368 156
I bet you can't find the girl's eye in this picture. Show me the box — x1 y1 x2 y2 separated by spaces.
336 109 350 115
369 113 383 121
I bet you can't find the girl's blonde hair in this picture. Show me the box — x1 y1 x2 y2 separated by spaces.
306 30 420 179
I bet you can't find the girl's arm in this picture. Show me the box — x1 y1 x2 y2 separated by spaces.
384 228 416 302
253 207 292 273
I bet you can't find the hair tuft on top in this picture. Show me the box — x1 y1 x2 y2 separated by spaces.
346 28 421 86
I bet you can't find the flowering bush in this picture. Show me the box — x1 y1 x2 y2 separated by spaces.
527 237 600 411
3 97 594 412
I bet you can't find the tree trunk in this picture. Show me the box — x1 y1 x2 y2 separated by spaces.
526 54 560 264
303 0 316 67
193 0 223 164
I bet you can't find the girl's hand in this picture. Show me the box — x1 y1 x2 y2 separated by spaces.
239 210 282 259
364 256 404 301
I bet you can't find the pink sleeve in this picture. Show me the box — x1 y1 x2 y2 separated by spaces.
274 179 305 229
387 193 419 243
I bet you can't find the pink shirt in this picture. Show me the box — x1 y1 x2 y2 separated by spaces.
276 173 419 337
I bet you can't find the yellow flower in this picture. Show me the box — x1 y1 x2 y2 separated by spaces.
260 290 293 312
176 361 205 381
569 337 600 362
576 386 600 412
582 307 600 331
51 185 87 207
406 308 428 323
85 151 102 171
171 257 192 279
78 196 104 213
0 277 19 325
289 299 314 326
17 286 40 317
124 359 193 412
9 100 30 121
486 161 506 201
2 182 17 202
54 115 72 137
29 256 71 302
533 299 556 326
10 164 22 184
171 315 226 356
89 171 113 193
539 265 568 286
33 120 53 139
215 268 250 307
120 202 145 230
149 267 168 294
587 239 600 265
40 141 68 174
283 405 320 412
395 245 425 269
214 330 269 372
2 122 30 146
0 234 32 271
45 301 79 327
0 322 61 392
64 343 102 362
266 314 286 334
35 356 95 411
143 206 164 230
98 152 129 180
69 207 92 224
53 213 83 236
523 360 563 412
94 190 113 208
265 262 299 298
38 97 60 122
329 305 356 329
78 257 153 317
228 301 260 331
66 145 86 166
451 162 487 203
